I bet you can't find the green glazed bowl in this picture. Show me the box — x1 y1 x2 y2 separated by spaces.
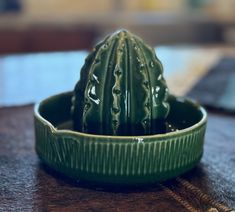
34 92 207 186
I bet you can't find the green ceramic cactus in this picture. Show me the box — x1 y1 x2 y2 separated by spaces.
72 29 170 136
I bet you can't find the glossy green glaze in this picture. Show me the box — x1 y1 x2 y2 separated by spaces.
34 92 207 186
72 29 169 136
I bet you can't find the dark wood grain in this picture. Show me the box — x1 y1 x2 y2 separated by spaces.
0 105 234 211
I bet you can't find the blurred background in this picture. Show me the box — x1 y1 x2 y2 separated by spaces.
0 0 235 54
1 0 235 107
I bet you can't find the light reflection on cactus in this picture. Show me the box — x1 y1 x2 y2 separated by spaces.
72 29 170 135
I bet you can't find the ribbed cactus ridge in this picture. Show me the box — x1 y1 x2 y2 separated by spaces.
72 29 170 136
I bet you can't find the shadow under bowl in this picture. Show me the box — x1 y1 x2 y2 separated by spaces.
34 92 207 186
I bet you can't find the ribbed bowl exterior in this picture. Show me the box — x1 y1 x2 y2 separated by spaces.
34 92 207 185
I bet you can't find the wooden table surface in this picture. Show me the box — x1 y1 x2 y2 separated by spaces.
0 46 235 211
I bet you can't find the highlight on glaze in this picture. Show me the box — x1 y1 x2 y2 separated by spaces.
72 29 170 135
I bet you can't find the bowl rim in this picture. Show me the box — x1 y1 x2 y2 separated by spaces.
34 91 207 140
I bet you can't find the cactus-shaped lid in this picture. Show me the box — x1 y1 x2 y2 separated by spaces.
72 29 170 136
